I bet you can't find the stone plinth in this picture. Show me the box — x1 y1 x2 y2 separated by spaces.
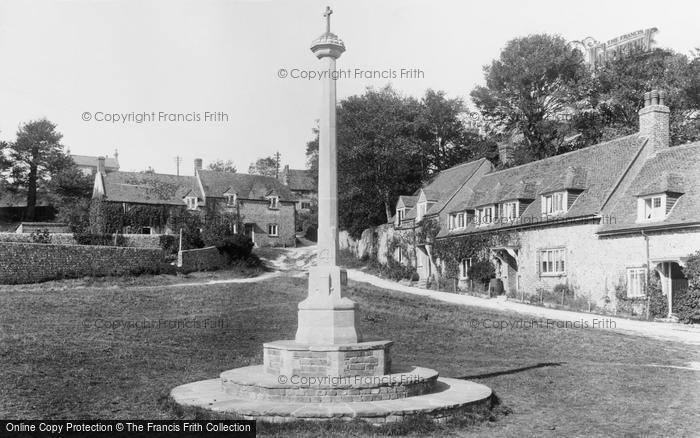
221 365 437 402
171 376 493 425
263 340 392 378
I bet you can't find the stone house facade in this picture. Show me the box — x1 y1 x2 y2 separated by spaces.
92 158 297 247
394 90 700 316
279 165 316 212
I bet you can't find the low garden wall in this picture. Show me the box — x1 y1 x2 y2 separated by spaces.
0 232 166 248
178 246 227 273
0 242 164 284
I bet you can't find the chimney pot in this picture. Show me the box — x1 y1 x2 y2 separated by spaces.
650 90 659 105
644 92 651 107
658 90 666 106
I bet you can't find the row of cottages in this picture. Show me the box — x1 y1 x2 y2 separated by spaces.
92 158 297 247
394 90 700 315
279 165 316 212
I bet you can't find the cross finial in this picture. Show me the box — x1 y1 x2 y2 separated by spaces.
323 6 332 33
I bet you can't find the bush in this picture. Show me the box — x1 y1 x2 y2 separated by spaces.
159 235 178 255
305 225 318 242
467 259 495 286
673 288 700 323
30 229 51 244
215 234 254 263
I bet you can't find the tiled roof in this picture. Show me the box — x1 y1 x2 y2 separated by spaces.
72 154 119 170
198 170 295 201
438 134 646 238
397 196 418 209
422 158 489 216
285 169 315 192
100 171 203 206
599 141 700 234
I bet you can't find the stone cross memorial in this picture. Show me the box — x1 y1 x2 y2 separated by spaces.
170 8 492 424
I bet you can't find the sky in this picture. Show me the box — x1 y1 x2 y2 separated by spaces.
0 0 698 176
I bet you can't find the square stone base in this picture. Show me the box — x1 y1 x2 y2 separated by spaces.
263 340 392 378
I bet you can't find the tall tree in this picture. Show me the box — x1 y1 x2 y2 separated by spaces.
207 159 237 173
248 156 279 178
50 159 94 232
336 86 425 236
6 119 67 220
471 34 587 161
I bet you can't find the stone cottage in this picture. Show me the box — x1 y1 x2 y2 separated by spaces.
395 90 700 316
92 158 297 247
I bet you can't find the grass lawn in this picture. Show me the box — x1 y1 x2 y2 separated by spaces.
1 275 698 437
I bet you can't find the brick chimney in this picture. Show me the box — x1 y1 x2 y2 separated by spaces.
97 156 106 174
639 89 669 153
194 158 203 175
497 141 514 166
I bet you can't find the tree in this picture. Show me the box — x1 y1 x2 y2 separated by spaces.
248 156 279 177
336 86 426 236
207 159 237 173
471 34 587 162
572 48 700 146
5 119 67 220
0 141 10 176
50 161 94 232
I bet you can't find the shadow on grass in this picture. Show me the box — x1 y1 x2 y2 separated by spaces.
160 393 511 437
455 362 562 380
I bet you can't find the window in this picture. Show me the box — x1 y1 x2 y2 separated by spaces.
640 195 664 221
476 205 495 226
541 192 566 215
300 202 311 210
539 248 566 275
185 196 198 210
502 201 518 221
448 214 456 230
457 213 465 228
626 268 647 297
459 258 472 279
268 224 279 236
397 208 405 224
397 249 403 263
269 196 279 209
225 194 237 206
417 202 427 221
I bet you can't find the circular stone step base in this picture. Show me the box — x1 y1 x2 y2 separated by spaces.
220 365 439 402
171 377 492 425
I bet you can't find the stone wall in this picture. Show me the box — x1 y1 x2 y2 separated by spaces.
0 242 164 284
339 225 416 267
0 232 164 248
177 246 227 273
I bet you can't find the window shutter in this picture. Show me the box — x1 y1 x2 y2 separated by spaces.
536 250 541 276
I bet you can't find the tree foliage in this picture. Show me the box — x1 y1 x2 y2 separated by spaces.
471 34 587 161
248 155 279 178
306 86 495 237
207 159 237 173
3 119 70 220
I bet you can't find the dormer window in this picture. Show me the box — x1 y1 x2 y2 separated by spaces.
501 201 519 221
637 194 665 222
185 196 198 210
476 205 495 226
449 212 466 230
541 192 566 216
225 194 237 206
268 196 279 209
